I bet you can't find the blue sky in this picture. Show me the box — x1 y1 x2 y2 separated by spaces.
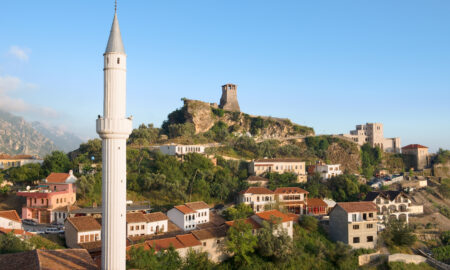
1 1 449 152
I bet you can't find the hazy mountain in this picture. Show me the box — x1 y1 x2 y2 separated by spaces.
31 122 83 153
0 110 83 157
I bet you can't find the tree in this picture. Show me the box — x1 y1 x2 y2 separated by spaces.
182 250 215 270
225 219 258 266
157 246 182 270
222 204 254 221
382 219 416 247
41 151 71 175
257 217 292 260
7 163 42 184
0 233 31 254
299 215 318 231
77 139 102 162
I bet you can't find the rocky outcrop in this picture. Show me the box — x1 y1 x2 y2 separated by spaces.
326 142 361 173
179 99 314 138
433 161 450 178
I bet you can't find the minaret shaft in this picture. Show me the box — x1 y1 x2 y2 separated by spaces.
97 13 131 270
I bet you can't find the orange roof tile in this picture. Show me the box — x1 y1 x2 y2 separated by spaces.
146 237 185 251
274 187 309 194
174 205 196 214
0 210 21 223
239 187 274 195
402 144 428 149
176 234 202 247
144 212 169 222
126 212 148 224
0 249 97 270
66 216 101 232
306 198 328 207
225 218 262 229
0 227 34 236
46 173 70 183
185 201 210 210
254 158 303 163
336 202 377 213
255 210 294 223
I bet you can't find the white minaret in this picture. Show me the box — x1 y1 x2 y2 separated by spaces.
96 4 132 270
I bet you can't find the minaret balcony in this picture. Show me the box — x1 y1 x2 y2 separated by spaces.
96 117 132 139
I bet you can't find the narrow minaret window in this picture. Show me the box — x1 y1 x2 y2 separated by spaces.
117 57 120 64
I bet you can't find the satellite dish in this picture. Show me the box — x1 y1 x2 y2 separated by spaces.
26 186 30 191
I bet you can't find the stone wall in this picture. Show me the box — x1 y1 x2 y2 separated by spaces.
358 251 384 266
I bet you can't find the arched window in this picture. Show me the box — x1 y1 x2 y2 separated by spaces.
117 58 120 64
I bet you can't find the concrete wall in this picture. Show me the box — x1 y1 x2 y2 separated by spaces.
358 251 384 266
388 254 427 264
0 217 22 230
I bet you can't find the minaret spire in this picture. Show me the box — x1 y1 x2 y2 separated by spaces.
97 2 131 269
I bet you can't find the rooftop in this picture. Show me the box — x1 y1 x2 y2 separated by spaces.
0 249 97 270
173 201 210 214
274 187 309 194
255 210 293 223
66 216 101 232
225 218 261 229
306 198 328 207
364 191 405 202
126 212 148 224
336 202 378 213
46 172 71 183
144 212 168 222
191 226 228 240
239 187 274 195
402 144 428 149
0 210 21 223
254 158 304 163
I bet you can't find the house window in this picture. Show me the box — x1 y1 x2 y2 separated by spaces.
80 235 84 243
353 225 359 230
95 234 99 240
141 225 144 230
352 214 357 222
90 234 94 242
41 199 44 204
367 224 373 229
130 226 134 231
367 236 374 242
117 58 120 64
353 237 360 243
363 213 367 220
217 239 221 244
369 213 373 218
203 242 206 246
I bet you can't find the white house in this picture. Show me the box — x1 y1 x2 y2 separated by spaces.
315 164 342 180
65 216 101 248
238 187 275 213
159 144 205 156
0 210 22 230
126 213 148 237
167 201 210 231
144 212 169 235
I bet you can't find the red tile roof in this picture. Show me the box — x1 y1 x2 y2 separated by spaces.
66 216 101 232
225 218 262 229
185 201 210 210
46 173 70 183
239 187 274 195
307 198 328 207
175 234 202 247
0 210 21 223
174 205 196 214
0 227 34 237
254 158 303 163
0 249 97 270
126 212 148 224
144 212 169 222
402 144 428 149
255 210 294 223
274 187 308 194
146 237 185 251
336 202 377 213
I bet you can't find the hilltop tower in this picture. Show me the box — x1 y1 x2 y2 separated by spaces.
96 6 132 270
219 83 240 112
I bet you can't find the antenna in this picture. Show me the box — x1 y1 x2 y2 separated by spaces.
115 0 117 13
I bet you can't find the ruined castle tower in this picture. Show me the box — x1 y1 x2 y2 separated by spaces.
219 83 240 112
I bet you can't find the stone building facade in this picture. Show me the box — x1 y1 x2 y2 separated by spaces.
329 202 378 249
219 84 240 112
402 144 430 170
341 123 401 153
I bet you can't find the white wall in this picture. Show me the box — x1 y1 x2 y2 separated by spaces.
0 217 22 230
146 220 168 235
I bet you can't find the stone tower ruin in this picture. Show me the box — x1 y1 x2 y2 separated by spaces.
219 83 240 112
